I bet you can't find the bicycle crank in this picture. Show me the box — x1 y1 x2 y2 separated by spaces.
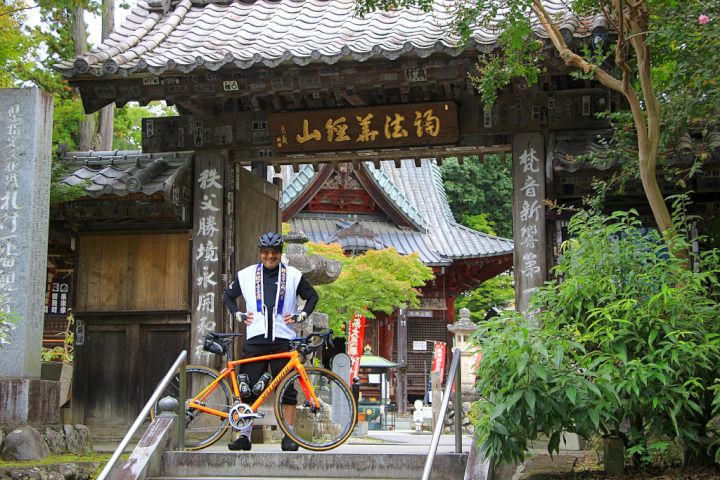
228 402 264 430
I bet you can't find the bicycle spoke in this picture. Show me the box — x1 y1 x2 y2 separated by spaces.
275 367 356 451
152 366 232 449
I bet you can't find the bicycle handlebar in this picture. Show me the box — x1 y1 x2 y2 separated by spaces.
205 328 334 354
301 328 334 350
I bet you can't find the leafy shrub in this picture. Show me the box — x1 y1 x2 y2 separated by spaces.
471 199 720 467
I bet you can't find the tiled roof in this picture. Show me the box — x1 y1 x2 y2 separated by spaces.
372 159 514 259
290 215 450 266
55 0 606 78
363 164 428 231
58 150 193 197
284 159 514 263
281 164 317 207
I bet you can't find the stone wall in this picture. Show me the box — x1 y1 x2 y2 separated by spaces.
0 425 92 461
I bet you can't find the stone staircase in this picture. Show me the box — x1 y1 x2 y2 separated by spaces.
150 449 468 480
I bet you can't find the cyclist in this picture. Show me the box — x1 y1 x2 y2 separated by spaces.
222 231 319 452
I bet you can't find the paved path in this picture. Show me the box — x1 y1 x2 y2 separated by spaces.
94 428 475 455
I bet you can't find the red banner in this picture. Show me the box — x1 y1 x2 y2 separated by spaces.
347 314 365 380
431 342 447 378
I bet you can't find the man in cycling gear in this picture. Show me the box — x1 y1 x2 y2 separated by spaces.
222 232 319 452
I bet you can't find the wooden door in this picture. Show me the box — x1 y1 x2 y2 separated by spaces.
73 316 190 433
83 324 128 425
72 231 191 430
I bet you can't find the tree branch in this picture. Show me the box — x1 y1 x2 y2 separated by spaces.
532 0 622 92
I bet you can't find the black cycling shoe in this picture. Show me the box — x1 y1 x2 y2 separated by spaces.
281 434 299 451
228 436 251 451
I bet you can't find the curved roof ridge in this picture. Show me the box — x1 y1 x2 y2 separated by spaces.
379 158 513 259
427 158 455 222
363 162 429 231
55 0 605 77
281 164 318 208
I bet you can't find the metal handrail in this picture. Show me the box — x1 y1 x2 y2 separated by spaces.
421 347 462 480
96 350 187 480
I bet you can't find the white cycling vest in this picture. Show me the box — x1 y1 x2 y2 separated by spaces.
236 262 302 341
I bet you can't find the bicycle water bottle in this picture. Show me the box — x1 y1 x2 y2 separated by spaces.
237 373 251 397
252 372 272 395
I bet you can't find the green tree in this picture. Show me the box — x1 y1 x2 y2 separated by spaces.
305 243 434 336
0 1 37 87
356 0 720 257
441 155 513 238
113 102 178 150
448 212 515 321
455 274 514 322
470 201 720 467
14 0 100 152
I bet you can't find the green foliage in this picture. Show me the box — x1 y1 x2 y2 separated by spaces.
113 102 178 150
471 197 720 466
0 1 37 87
50 154 90 204
305 243 434 337
470 315 618 465
441 155 513 238
456 213 496 235
648 0 720 144
455 273 514 322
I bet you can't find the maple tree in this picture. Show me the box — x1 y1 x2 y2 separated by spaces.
305 242 434 336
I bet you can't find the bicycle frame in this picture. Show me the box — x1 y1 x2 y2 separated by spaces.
186 350 319 421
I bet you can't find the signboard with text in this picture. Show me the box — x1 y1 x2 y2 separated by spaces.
431 342 447 379
268 102 458 153
347 314 366 381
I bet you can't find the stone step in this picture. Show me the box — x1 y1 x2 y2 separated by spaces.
154 477 402 480
159 451 467 480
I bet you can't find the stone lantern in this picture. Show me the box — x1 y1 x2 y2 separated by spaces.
282 229 341 337
446 307 479 394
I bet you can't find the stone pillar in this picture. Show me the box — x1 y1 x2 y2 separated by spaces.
191 150 225 366
512 133 547 322
447 307 480 394
0 88 58 426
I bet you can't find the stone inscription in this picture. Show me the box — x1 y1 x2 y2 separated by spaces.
0 88 52 379
192 158 223 361
0 102 23 344
512 133 546 321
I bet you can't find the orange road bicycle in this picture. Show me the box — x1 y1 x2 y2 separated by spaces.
152 327 357 451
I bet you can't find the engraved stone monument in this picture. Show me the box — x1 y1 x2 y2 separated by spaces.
0 88 58 426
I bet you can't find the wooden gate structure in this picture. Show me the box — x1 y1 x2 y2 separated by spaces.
48 0 653 426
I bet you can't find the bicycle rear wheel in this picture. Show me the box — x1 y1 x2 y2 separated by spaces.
275 367 357 451
151 365 232 450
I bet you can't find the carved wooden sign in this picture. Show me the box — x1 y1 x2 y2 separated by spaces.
268 102 458 153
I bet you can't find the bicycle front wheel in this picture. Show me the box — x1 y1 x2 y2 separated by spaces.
151 365 232 450
275 367 357 451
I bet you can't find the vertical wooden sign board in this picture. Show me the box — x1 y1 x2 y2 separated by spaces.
191 151 226 365
512 133 547 323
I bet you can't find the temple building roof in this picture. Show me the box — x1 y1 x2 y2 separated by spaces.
57 150 193 197
282 158 514 266
55 0 606 79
